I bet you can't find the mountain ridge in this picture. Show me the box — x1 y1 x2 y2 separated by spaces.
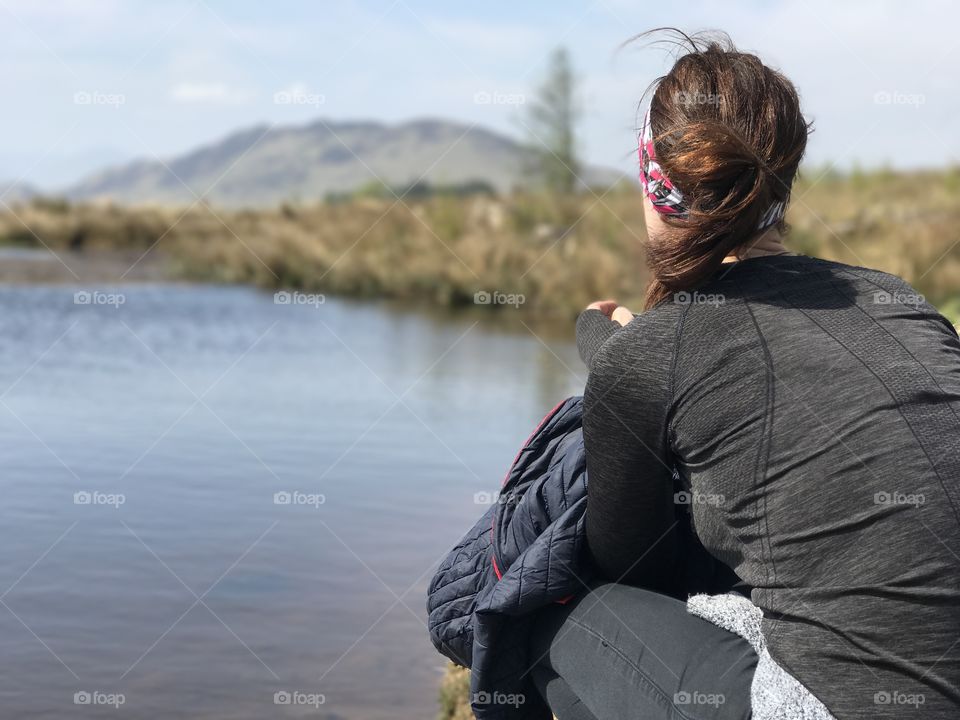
64 117 625 208
0 180 39 203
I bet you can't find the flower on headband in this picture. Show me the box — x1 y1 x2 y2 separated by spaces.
638 108 688 217
638 106 787 230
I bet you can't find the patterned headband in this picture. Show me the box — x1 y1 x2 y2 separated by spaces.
638 108 786 230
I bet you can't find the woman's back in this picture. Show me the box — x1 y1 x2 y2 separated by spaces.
582 255 960 717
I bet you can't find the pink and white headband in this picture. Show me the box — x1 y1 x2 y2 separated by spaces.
638 108 786 230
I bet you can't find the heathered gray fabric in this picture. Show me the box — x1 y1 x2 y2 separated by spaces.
577 255 960 719
688 592 836 720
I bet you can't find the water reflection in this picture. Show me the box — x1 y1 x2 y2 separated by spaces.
0 283 584 719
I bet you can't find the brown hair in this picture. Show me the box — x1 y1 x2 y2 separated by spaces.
634 30 811 308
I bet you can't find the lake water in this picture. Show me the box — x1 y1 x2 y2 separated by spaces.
0 283 583 719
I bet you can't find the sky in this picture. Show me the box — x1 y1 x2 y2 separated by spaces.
0 0 957 189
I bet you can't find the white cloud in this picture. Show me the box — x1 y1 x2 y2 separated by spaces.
169 82 253 105
1 0 123 21
420 17 542 56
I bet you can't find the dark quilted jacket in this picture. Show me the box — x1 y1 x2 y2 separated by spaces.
427 396 589 720
426 395 736 719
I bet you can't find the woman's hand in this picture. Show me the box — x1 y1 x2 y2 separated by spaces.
586 299 634 327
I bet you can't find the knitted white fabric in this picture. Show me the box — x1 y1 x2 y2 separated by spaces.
687 593 837 720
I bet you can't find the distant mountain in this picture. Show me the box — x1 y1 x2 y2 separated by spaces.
65 118 625 208
0 147 132 190
0 181 38 204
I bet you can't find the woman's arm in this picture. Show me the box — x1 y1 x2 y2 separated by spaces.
576 309 620 369
583 313 681 594
576 301 635 369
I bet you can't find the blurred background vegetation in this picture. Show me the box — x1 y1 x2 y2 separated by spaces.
5 164 959 326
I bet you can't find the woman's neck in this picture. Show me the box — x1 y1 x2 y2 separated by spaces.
721 229 791 264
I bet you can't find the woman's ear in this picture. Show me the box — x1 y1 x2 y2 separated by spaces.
642 195 668 243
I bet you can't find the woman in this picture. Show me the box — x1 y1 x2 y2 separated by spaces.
529 33 960 719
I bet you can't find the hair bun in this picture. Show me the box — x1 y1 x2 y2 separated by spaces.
638 32 810 308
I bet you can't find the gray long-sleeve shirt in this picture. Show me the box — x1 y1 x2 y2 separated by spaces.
577 255 960 718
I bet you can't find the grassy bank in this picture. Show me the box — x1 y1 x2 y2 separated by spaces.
2 168 959 322
438 664 473 720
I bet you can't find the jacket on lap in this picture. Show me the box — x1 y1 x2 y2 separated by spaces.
427 396 589 720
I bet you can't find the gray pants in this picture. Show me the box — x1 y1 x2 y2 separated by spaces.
530 583 757 720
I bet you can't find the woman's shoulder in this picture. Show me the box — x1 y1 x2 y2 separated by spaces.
589 301 687 377
712 253 909 288
703 254 925 305
699 253 957 340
